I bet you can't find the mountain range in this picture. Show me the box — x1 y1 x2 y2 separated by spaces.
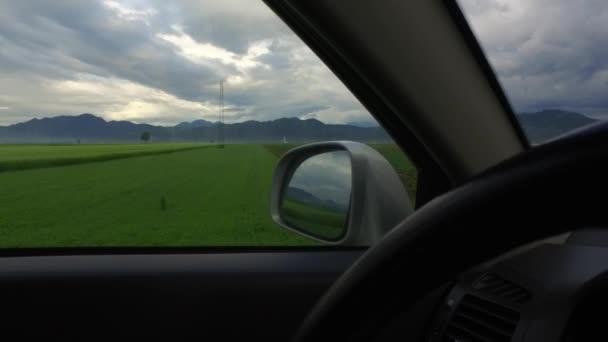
0 109 599 143
286 186 348 212
517 109 597 143
0 114 390 143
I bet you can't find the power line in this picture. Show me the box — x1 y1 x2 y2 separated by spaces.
218 79 225 148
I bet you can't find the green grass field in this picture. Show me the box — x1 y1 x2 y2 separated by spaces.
0 143 206 172
0 143 416 247
282 199 347 241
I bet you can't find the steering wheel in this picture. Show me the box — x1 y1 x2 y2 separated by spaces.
293 123 608 341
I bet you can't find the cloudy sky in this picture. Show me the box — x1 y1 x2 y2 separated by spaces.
0 0 372 126
1 1 607 127
459 0 608 118
289 150 352 208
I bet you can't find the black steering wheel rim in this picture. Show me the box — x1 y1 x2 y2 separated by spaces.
293 123 608 341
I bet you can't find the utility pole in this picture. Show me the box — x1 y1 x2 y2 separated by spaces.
218 80 225 148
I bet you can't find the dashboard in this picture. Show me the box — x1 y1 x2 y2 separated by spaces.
427 230 608 342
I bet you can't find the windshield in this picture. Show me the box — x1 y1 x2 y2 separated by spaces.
0 1 417 248
458 0 607 144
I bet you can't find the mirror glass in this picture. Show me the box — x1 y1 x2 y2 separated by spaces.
281 150 352 241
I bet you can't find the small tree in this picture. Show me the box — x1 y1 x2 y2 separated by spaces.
140 131 151 143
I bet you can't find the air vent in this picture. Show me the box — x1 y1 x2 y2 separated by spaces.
473 273 531 304
444 294 520 342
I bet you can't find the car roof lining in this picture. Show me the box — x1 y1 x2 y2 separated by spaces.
266 0 527 183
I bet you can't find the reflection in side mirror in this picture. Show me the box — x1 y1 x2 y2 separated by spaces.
271 141 413 245
281 151 351 241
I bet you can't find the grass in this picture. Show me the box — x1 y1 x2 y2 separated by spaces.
282 199 347 241
0 144 312 247
263 143 302 159
0 142 417 247
0 143 207 172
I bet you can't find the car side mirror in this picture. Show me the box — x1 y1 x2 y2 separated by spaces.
270 142 413 245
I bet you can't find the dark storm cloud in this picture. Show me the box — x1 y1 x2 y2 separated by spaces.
0 0 221 102
0 0 374 126
147 0 292 54
4 1 607 127
458 0 608 116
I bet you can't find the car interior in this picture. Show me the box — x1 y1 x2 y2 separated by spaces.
1 1 606 341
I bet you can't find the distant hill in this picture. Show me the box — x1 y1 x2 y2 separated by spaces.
0 114 172 143
0 110 598 144
517 109 598 143
175 119 216 130
0 114 391 143
178 117 389 143
286 186 347 211
346 120 380 128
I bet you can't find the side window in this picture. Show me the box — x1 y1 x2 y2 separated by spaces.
0 0 416 247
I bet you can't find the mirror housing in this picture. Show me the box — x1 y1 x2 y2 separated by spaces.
270 141 413 245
